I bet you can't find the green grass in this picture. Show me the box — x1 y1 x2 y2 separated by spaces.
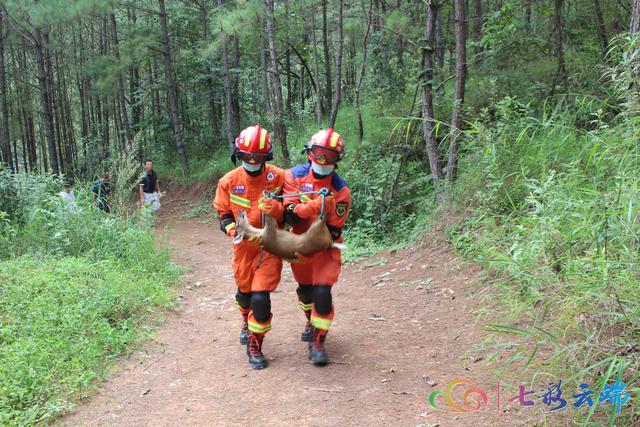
447 100 640 424
0 170 181 425
0 256 179 425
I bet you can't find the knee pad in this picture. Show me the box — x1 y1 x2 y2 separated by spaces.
235 289 251 309
296 284 313 304
312 285 332 315
250 291 271 323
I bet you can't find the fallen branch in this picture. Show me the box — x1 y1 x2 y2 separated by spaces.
304 386 344 393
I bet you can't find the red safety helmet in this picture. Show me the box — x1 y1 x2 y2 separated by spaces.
305 128 345 165
234 125 274 164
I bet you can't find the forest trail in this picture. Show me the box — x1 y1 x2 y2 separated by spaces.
60 193 538 427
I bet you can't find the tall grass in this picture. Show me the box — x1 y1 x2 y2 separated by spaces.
447 96 640 423
0 170 180 425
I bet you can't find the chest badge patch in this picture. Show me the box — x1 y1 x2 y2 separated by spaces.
266 172 275 181
231 185 246 194
336 201 348 217
300 183 313 192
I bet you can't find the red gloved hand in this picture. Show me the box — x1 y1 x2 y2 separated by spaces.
294 195 334 219
262 198 284 221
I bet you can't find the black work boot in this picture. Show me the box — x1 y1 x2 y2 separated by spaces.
247 333 268 369
308 328 328 366
301 322 314 342
239 316 250 345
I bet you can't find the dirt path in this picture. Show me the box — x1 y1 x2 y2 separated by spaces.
60 196 541 427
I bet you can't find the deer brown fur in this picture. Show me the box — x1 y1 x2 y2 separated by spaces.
234 212 343 261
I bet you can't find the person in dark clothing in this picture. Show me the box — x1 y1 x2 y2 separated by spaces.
139 160 161 212
92 172 112 213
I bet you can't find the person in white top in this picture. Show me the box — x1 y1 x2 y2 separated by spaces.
58 183 76 210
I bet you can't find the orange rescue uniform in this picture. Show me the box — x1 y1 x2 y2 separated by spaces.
214 164 285 333
284 163 351 331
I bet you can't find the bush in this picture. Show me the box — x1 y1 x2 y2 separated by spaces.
0 170 180 425
449 97 640 384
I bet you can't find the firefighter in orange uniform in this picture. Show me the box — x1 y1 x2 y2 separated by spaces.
283 128 351 366
214 125 285 370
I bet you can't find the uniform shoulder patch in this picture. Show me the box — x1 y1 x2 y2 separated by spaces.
331 173 349 192
266 171 275 181
336 201 348 217
291 163 311 179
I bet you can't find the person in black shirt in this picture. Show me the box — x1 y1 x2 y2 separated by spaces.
139 160 161 212
92 172 112 213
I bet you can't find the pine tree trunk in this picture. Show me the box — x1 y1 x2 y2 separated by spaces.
99 17 110 162
321 0 332 117
111 13 133 151
51 49 64 172
17 108 26 171
264 0 290 165
219 0 235 152
299 63 305 110
310 8 323 127
0 12 13 172
446 0 467 183
34 28 59 175
592 0 608 56
632 0 640 36
348 27 356 88
372 0 381 31
284 0 292 113
422 0 442 197
328 0 344 128
473 0 483 68
20 40 37 170
435 7 445 70
231 33 241 136
258 29 272 114
355 0 373 141
148 60 160 146
56 46 75 173
128 8 142 139
102 101 110 161
199 0 220 147
73 24 89 162
159 0 189 173
285 47 292 112
553 0 568 94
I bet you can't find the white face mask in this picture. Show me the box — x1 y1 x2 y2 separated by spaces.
311 162 335 176
242 161 263 172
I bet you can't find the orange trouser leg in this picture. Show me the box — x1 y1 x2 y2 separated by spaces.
311 247 342 286
231 242 261 293
232 242 282 292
